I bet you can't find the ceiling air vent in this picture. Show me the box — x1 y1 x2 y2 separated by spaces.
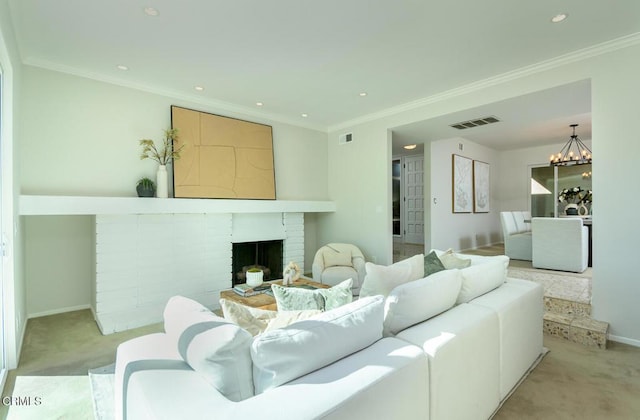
450 116 500 130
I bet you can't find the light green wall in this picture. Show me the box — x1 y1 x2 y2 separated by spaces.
590 44 640 345
430 137 501 251
20 67 329 199
319 122 392 264
323 42 640 344
24 216 93 316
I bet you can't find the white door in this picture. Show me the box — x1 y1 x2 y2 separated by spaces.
403 155 424 244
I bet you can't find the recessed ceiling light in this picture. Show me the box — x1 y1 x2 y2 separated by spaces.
144 7 159 16
116 65 129 71
359 92 368 97
301 113 308 118
194 86 204 91
404 144 417 150
551 13 568 23
256 102 263 107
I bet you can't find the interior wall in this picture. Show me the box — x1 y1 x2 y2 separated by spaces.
20 67 329 200
322 42 640 344
590 44 640 346
423 143 432 252
320 123 392 264
24 216 93 317
19 66 329 317
430 137 501 251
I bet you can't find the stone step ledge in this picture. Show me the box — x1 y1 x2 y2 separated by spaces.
545 296 591 317
543 312 608 349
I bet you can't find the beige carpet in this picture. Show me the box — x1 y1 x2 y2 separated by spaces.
494 336 640 419
7 376 93 420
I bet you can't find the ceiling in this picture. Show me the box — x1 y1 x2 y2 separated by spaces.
391 79 592 155
7 1 640 144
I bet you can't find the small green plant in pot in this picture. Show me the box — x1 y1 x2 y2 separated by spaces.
136 177 156 198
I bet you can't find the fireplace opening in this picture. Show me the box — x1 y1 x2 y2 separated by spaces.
232 240 283 286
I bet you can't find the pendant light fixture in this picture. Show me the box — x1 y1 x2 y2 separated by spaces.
550 124 592 166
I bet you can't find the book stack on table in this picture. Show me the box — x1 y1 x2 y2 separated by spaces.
233 283 272 297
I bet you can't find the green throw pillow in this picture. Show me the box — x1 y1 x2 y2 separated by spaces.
424 251 446 276
318 278 353 311
271 279 353 311
271 284 325 311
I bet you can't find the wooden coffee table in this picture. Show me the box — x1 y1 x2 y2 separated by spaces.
220 277 329 311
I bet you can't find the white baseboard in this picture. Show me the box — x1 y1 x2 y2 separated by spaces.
608 334 640 348
15 316 28 368
460 241 503 253
28 304 91 319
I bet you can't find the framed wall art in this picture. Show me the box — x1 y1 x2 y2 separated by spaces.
473 160 490 213
452 154 473 213
171 106 275 199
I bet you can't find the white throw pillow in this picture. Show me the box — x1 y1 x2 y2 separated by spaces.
383 269 463 336
457 259 508 303
251 295 384 394
360 254 425 298
163 296 254 401
439 248 472 269
220 298 322 336
219 298 278 336
323 248 352 267
461 253 510 270
263 310 323 332
431 249 509 271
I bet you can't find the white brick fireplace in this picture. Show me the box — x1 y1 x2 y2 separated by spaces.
94 212 304 334
19 195 334 335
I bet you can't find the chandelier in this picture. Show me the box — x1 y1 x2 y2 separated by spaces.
550 124 592 166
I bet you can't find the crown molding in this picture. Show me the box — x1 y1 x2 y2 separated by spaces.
22 31 640 135
328 32 640 133
22 57 327 132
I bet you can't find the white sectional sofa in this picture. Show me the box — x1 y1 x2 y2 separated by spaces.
500 211 533 261
115 250 543 420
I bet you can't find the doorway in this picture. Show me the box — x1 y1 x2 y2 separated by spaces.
392 155 425 261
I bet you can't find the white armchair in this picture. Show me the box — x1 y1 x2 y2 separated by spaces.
531 217 588 273
312 243 365 296
500 211 532 261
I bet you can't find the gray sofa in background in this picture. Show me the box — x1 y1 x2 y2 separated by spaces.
500 211 532 261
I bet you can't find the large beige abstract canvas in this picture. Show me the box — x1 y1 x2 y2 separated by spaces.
171 106 276 199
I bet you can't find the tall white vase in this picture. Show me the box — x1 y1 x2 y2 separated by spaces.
156 165 168 198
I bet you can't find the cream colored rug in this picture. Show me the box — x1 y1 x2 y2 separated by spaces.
7 375 93 420
89 364 115 420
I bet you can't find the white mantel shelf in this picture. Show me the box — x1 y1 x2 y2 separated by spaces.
19 195 336 216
